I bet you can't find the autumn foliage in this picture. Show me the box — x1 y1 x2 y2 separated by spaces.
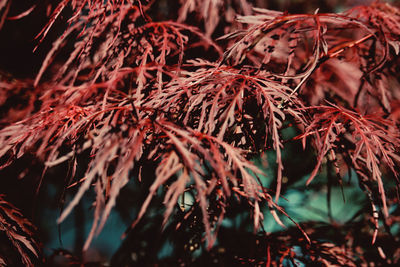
1 0 400 266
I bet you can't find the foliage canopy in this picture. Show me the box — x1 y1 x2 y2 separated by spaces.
0 0 400 265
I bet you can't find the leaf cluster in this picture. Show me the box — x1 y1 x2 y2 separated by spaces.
0 0 400 265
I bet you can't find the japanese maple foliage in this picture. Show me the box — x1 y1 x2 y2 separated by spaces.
0 0 400 266
0 195 39 266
